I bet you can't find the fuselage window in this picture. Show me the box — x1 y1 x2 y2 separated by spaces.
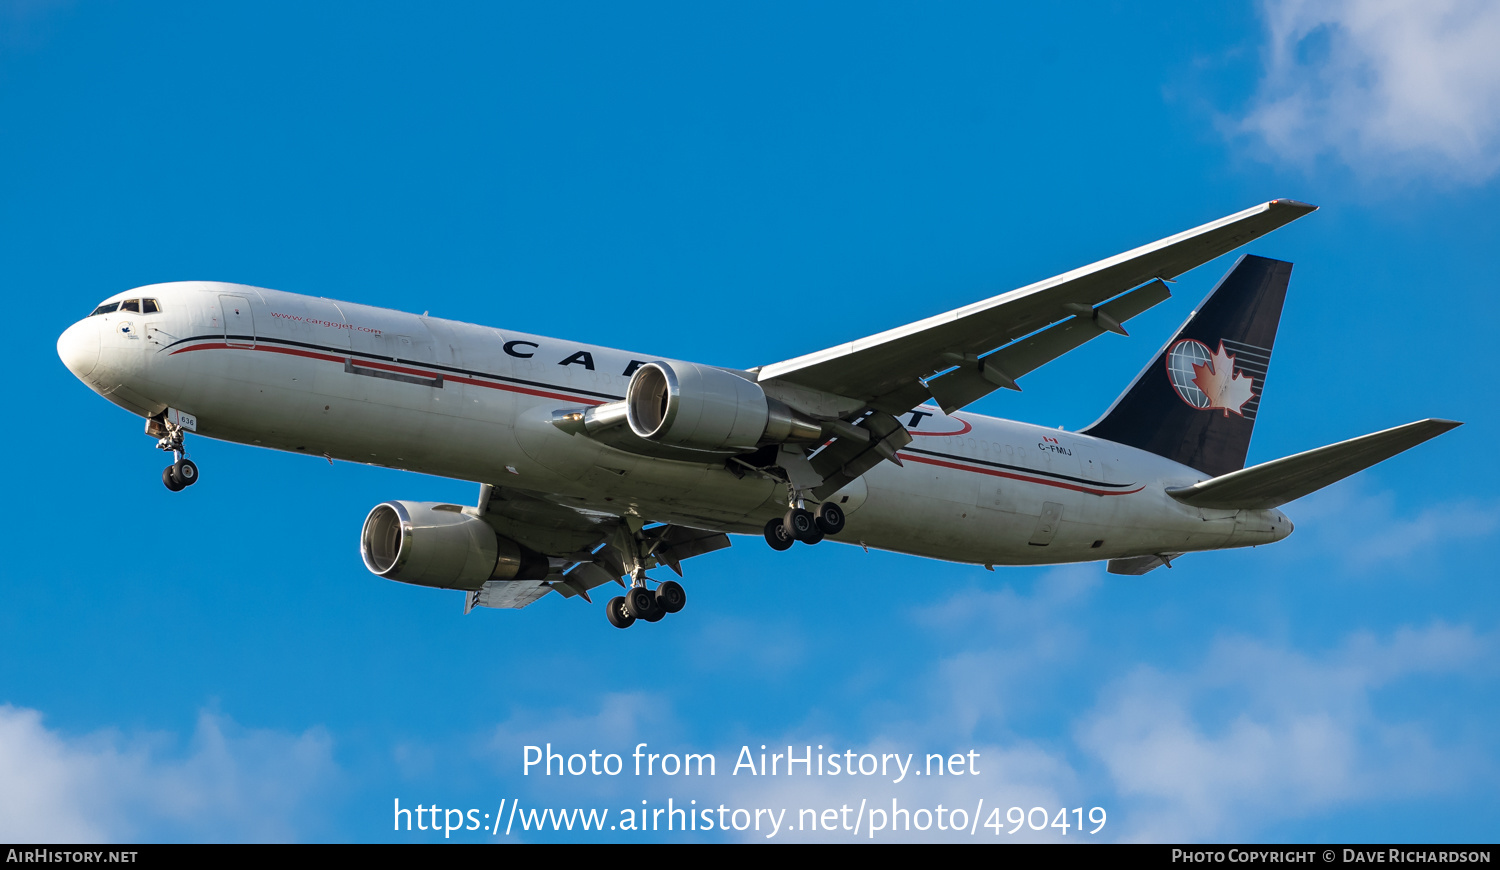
121 299 141 313
89 302 120 316
142 298 161 313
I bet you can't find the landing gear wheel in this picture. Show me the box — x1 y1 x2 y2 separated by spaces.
607 596 636 628
656 580 686 614
763 518 794 551
162 466 186 492
815 502 845 536
173 458 200 487
625 586 659 622
785 508 820 544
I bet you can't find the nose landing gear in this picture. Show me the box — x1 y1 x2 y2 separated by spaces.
152 416 200 491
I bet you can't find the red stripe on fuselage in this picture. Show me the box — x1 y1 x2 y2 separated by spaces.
168 341 608 406
909 417 973 436
897 452 1144 497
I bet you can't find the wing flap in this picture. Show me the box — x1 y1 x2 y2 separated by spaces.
1165 419 1462 510
551 561 624 600
652 526 732 575
549 524 731 599
477 483 618 557
1107 553 1180 575
926 279 1172 414
810 411 913 499
466 579 553 610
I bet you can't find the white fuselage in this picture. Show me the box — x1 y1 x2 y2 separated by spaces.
57 282 1291 566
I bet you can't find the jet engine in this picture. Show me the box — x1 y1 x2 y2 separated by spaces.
360 501 548 591
625 361 822 452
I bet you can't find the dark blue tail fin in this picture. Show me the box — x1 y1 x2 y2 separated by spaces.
1080 254 1291 478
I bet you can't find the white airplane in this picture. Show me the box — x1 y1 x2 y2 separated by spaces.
57 200 1459 628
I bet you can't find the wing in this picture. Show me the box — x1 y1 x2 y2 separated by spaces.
463 484 730 611
756 199 1317 416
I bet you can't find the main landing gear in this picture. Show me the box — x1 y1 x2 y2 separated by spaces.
154 419 201 492
763 498 845 550
606 571 686 630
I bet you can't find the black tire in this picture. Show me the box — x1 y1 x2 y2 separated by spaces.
163 466 185 492
656 580 686 614
606 596 635 629
785 508 820 543
815 501 846 536
174 458 200 487
763 518 794 551
626 586 659 621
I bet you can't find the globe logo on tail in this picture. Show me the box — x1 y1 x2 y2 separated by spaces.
1165 339 1256 416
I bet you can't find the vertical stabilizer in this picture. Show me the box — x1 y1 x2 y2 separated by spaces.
1080 254 1291 477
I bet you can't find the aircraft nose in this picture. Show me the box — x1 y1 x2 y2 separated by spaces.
57 318 101 381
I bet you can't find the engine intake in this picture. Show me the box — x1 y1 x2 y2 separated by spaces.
360 501 548 591
625 361 822 452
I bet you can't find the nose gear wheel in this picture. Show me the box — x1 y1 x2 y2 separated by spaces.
154 418 201 491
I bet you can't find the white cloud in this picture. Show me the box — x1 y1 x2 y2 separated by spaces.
757 576 1494 842
682 614 808 676
915 566 1100 735
487 692 679 758
1239 0 1500 182
0 706 338 843
485 691 692 805
1077 622 1492 841
474 578 1495 842
678 570 1101 842
1278 486 1500 569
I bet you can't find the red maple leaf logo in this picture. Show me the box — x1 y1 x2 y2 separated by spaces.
1191 342 1255 416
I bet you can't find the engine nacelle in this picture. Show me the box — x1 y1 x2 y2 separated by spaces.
625 360 821 452
360 501 548 591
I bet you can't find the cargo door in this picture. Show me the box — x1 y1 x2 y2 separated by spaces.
1070 437 1104 484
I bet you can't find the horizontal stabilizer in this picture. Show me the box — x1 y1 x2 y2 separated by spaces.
1165 419 1462 510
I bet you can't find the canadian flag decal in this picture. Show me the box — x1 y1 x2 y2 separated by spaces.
1165 339 1256 416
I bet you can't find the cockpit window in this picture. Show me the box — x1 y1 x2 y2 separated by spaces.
87 298 160 317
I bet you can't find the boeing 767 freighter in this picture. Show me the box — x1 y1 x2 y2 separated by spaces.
57 200 1459 627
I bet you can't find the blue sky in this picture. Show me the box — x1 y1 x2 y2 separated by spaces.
4 1 1497 842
